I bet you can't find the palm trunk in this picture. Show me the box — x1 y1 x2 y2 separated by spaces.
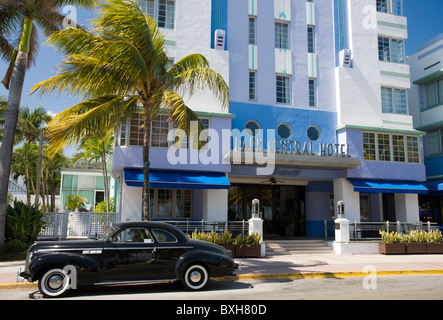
35 129 44 208
25 167 31 206
142 105 152 221
101 141 109 212
0 17 33 246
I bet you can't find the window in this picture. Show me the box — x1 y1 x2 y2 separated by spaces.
249 71 257 101
112 228 154 243
129 112 144 147
151 114 170 148
307 27 315 53
276 75 291 104
149 188 192 218
275 22 289 50
277 123 292 139
376 0 389 13
378 37 405 63
427 128 443 156
151 229 178 243
245 120 260 136
119 123 127 146
166 58 174 70
173 118 210 149
425 79 443 108
378 133 391 161
309 79 316 107
363 132 422 163
360 194 371 221
392 135 405 162
381 87 408 114
407 136 420 163
137 0 175 29
363 132 376 160
376 0 403 16
249 17 256 45
158 0 175 28
307 126 321 141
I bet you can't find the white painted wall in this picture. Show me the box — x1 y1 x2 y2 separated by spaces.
333 178 361 223
161 0 229 114
336 0 413 130
202 189 228 222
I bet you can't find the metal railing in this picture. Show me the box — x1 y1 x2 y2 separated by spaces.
39 214 249 240
158 219 249 236
324 220 440 241
39 212 117 240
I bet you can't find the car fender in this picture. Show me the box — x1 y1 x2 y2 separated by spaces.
29 252 101 284
175 250 228 281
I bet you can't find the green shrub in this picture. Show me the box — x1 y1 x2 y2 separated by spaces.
65 194 87 212
93 197 116 213
234 233 261 248
6 200 45 241
380 229 443 244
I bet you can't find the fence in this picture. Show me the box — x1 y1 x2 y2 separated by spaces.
39 212 117 240
323 220 440 241
39 214 249 240
161 220 249 236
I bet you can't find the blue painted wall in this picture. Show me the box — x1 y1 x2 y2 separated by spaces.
229 101 338 148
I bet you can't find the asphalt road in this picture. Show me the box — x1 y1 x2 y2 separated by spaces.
1 274 443 301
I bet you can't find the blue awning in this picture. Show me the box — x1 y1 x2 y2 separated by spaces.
124 169 231 189
424 179 443 192
348 179 428 194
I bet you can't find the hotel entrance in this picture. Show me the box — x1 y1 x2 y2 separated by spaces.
228 184 306 238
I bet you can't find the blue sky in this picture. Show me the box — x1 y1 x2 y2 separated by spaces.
0 1 442 118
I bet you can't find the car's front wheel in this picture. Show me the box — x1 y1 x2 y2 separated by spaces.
38 267 72 298
182 264 209 290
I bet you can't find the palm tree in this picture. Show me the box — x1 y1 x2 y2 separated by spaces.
0 0 97 245
71 135 114 212
31 0 229 221
11 142 39 206
16 106 52 143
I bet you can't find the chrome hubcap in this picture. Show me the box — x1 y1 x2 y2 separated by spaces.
189 271 202 283
47 274 64 290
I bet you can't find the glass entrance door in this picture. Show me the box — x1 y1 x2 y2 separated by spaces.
228 184 306 238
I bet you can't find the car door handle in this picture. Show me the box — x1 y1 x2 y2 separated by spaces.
152 247 158 258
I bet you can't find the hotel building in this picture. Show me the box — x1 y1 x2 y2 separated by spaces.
112 0 427 238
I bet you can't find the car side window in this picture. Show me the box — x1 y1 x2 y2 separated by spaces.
111 228 154 243
151 229 178 243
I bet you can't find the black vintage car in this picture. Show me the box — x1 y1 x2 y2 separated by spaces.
20 221 238 298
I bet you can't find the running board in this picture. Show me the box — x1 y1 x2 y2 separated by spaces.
94 279 177 286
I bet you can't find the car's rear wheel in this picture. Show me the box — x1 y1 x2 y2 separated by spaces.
182 264 209 290
38 267 71 298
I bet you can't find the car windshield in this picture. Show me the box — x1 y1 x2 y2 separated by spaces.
100 225 119 241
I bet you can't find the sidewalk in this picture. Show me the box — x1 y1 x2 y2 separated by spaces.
2 253 443 289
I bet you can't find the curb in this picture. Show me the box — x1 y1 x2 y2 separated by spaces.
0 282 38 290
214 268 443 281
2 269 443 290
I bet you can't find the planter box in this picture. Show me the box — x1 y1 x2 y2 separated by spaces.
406 243 427 254
235 245 261 258
379 243 405 255
222 245 236 258
427 243 443 254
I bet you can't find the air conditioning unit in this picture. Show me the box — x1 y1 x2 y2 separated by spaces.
339 49 352 68
214 29 226 50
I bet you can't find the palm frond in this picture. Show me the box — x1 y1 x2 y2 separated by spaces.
46 96 138 156
161 90 203 148
164 67 229 111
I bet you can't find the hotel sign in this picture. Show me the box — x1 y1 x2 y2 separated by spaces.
233 137 352 158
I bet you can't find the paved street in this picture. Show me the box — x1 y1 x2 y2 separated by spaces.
1 274 443 300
